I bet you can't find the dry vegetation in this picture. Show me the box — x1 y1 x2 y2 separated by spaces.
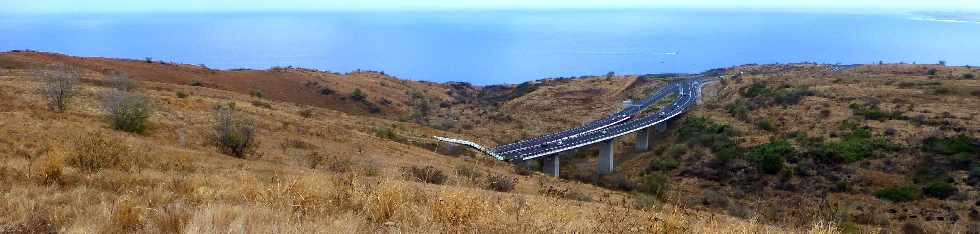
0 52 850 233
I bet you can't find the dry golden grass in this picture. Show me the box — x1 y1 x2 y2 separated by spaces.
0 62 857 233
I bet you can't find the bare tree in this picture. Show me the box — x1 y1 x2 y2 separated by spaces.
38 64 81 113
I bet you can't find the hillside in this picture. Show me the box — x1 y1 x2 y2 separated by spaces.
0 51 836 233
2 51 978 233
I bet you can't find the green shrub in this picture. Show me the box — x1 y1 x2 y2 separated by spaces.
637 173 669 199
874 187 921 202
741 83 771 98
176 91 188 98
648 158 680 172
250 89 264 98
103 91 153 134
922 182 957 199
927 68 938 76
771 87 814 105
351 88 365 101
757 119 775 132
963 73 976 79
667 144 687 157
849 103 904 121
817 128 890 163
214 105 257 158
190 80 203 87
749 140 792 174
922 135 979 155
373 126 399 141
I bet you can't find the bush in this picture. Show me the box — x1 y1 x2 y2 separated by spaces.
749 139 792 174
667 144 687 157
968 167 980 186
373 126 399 141
351 88 365 101
176 91 188 98
927 68 938 76
771 87 814 106
190 80 203 87
637 174 669 199
404 166 447 184
922 135 979 155
485 174 518 192
964 73 977 79
816 128 890 163
756 119 775 132
37 65 80 113
298 108 314 118
598 173 636 191
214 105 257 158
454 163 482 182
648 158 680 172
67 132 131 172
874 187 921 202
103 91 154 133
107 72 136 91
741 83 771 98
250 89 264 98
922 182 957 199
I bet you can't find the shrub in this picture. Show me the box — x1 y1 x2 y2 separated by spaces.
214 105 257 158
298 108 314 118
373 126 398 141
968 167 980 186
922 135 979 155
107 72 136 91
927 68 938 76
667 144 687 157
598 173 636 191
351 88 365 101
250 89 264 98
749 139 792 174
637 174 670 199
741 83 771 98
757 119 775 132
37 65 80 113
964 73 977 79
874 186 921 202
319 87 335 96
67 132 131 172
454 163 482 182
485 174 518 192
176 91 188 98
648 158 680 172
103 91 154 133
189 80 203 86
771 87 814 106
922 182 957 199
403 166 447 184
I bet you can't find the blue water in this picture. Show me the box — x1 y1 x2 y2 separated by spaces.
2 10 979 84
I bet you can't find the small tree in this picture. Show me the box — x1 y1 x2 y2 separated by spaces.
938 60 947 66
38 65 81 113
214 105 257 158
103 91 154 133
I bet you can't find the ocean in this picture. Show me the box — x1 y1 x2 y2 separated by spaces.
2 10 978 84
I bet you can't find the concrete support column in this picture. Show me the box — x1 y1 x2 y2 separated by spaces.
635 127 650 152
542 156 560 177
598 140 615 175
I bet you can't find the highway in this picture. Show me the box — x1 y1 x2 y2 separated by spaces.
435 76 718 162
502 78 708 161
490 82 681 155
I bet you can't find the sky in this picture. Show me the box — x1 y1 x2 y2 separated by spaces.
2 0 979 13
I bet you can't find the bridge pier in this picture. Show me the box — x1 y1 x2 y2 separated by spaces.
634 128 651 152
655 121 667 134
598 140 615 175
542 156 560 177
